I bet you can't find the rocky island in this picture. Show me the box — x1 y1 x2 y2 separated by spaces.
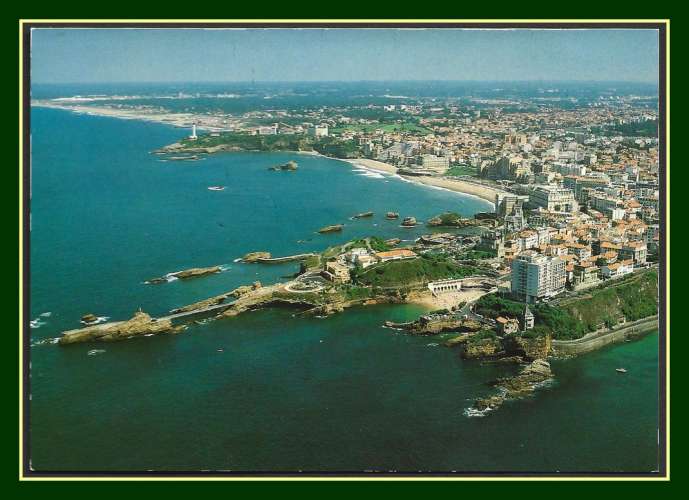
145 266 222 284
60 310 184 344
268 160 298 171
318 224 344 234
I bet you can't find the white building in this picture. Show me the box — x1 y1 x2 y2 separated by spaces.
310 124 329 137
417 154 450 173
511 250 566 303
530 186 578 212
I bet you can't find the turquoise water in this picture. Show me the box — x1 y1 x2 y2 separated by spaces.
28 108 659 473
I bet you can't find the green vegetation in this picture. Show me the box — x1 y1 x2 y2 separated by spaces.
302 255 321 270
369 236 391 252
460 249 496 260
432 212 464 226
473 269 658 340
181 132 362 158
330 122 432 135
183 132 313 151
465 329 499 347
353 254 479 288
591 119 658 138
473 293 587 340
446 164 478 177
560 269 658 326
343 286 374 301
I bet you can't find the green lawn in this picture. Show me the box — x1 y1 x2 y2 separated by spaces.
331 123 432 135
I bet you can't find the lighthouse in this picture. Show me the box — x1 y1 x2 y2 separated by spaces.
189 124 198 140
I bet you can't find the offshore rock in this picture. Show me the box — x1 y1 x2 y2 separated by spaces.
59 311 182 345
243 251 271 263
318 224 344 234
472 359 554 413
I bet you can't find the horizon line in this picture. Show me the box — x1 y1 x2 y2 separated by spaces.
33 78 660 86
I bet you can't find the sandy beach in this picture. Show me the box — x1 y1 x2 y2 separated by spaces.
407 176 504 205
344 158 504 204
343 158 398 175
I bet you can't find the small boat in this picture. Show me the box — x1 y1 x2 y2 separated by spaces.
208 186 226 191
217 348 224 353
616 368 627 373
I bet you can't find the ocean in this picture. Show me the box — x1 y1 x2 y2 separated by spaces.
28 106 660 473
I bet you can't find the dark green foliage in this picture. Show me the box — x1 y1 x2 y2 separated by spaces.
461 249 496 260
343 286 373 301
354 254 479 288
473 269 658 340
369 236 390 252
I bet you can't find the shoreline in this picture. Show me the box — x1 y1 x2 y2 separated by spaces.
342 158 503 205
37 102 502 207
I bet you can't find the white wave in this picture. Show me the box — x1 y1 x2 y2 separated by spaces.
31 337 60 347
81 316 109 326
40 312 52 317
30 319 46 329
219 265 231 272
463 406 494 418
426 342 439 347
87 349 106 356
233 258 242 263
357 172 385 179
164 273 179 282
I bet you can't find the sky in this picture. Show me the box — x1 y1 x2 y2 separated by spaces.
30 28 660 84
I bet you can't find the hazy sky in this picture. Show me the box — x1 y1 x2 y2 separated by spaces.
30 28 660 84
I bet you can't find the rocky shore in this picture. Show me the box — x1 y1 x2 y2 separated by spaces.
59 311 184 344
385 315 482 336
472 359 554 413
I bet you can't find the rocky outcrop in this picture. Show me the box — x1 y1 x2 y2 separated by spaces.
353 211 374 219
59 311 183 345
399 315 483 336
503 335 552 361
385 238 401 247
146 266 221 283
173 266 222 279
462 337 501 359
318 224 343 234
473 359 553 413
401 217 417 227
443 333 473 347
242 251 271 263
81 313 98 324
268 160 298 171
386 212 399 219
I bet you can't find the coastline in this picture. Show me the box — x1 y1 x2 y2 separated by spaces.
343 158 504 205
407 176 504 205
36 102 502 207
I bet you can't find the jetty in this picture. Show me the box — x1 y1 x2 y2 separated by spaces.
255 253 318 264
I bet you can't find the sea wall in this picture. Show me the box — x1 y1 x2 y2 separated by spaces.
551 316 658 356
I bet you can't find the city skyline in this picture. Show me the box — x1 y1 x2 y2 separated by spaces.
31 28 660 84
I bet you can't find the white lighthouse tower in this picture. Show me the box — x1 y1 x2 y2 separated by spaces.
189 124 198 140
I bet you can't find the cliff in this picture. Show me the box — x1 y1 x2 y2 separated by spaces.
59 311 183 345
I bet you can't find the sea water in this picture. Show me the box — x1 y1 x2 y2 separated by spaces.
28 107 659 473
